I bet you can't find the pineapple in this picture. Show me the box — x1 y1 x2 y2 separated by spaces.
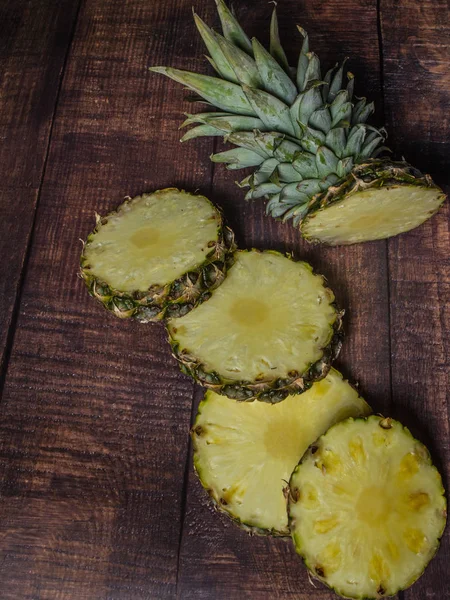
289 415 447 598
167 249 343 402
192 368 371 535
150 0 446 245
80 189 235 321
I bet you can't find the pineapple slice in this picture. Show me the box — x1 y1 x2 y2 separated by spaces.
167 249 343 402
301 161 445 245
192 369 370 535
289 416 447 598
80 189 235 321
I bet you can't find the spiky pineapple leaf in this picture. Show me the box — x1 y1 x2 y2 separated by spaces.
280 182 309 202
226 131 271 157
252 38 297 105
269 7 290 73
149 67 256 116
277 162 303 182
251 182 283 198
299 125 326 154
328 59 348 101
308 107 332 134
180 124 224 142
304 52 322 89
180 112 230 128
336 156 354 178
274 139 303 162
325 128 347 158
215 33 262 88
252 158 280 185
296 26 310 91
211 147 265 168
208 115 267 132
293 152 319 178
193 11 238 83
242 85 296 136
316 146 339 178
215 0 253 55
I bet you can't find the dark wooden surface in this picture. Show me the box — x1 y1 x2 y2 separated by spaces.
0 0 448 598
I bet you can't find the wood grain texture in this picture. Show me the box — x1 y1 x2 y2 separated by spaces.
177 1 393 598
381 0 450 597
0 0 215 598
0 0 81 376
0 0 448 598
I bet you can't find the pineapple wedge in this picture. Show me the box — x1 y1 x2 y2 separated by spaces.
289 415 447 598
192 369 371 535
80 189 235 321
167 249 343 402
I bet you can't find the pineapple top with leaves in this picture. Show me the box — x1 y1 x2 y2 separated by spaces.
150 0 445 245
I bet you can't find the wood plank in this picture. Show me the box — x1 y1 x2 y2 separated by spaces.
177 1 393 598
0 0 81 376
0 0 217 598
380 0 450 597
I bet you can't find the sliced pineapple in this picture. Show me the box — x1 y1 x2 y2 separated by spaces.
301 161 446 245
192 369 370 535
80 189 235 321
289 416 447 598
167 249 343 401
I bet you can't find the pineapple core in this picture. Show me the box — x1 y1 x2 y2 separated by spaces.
230 298 269 326
356 486 389 525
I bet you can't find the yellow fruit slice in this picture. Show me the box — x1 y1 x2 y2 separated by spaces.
289 415 447 598
192 369 370 535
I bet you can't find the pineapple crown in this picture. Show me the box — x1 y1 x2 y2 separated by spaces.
150 0 388 226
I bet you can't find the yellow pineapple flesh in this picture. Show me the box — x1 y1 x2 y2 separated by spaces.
289 416 447 598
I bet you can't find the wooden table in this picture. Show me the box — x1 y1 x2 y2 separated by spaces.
0 0 448 598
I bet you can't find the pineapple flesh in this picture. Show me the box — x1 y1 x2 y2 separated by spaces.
80 189 235 321
289 415 447 598
150 0 446 244
192 369 371 535
301 160 445 245
167 249 343 401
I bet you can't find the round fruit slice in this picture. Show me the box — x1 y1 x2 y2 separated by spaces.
80 188 235 321
300 160 446 245
289 415 447 599
167 249 343 402
192 369 371 535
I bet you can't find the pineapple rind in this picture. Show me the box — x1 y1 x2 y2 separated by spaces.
192 369 371 535
80 189 236 322
167 249 343 402
300 159 447 245
288 415 447 599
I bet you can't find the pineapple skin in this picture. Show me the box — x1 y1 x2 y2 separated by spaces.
168 249 344 403
301 159 447 244
80 189 236 322
288 415 448 599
